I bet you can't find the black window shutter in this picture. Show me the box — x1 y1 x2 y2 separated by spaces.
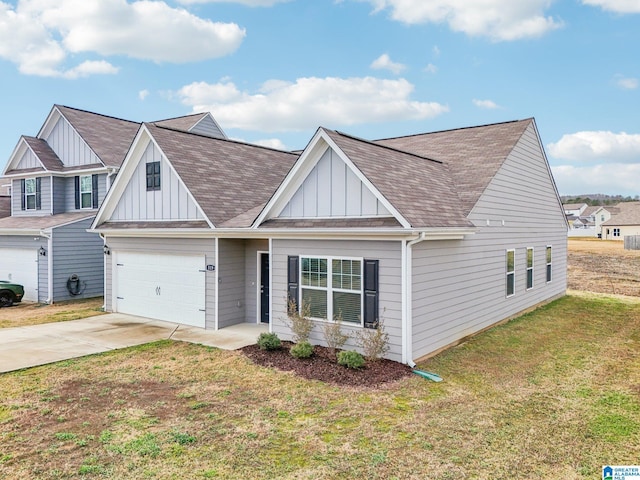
35 177 41 210
287 256 299 311
91 174 99 208
20 179 25 210
363 259 379 329
74 176 80 209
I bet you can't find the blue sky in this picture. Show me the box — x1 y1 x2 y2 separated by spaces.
1 0 639 196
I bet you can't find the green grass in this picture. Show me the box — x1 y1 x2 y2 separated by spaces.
1 293 639 479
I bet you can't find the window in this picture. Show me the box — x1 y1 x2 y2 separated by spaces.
526 247 534 290
300 257 362 324
25 178 37 210
80 175 92 208
506 249 515 297
601 215 605 222
146 161 161 191
546 246 552 283
613 228 621 237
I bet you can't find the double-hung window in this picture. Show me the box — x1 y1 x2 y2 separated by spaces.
25 178 37 210
526 247 534 290
80 175 92 209
546 246 552 283
613 228 621 238
506 249 515 297
300 257 363 324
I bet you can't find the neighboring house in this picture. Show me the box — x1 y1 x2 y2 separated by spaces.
563 203 588 217
91 118 567 364
0 105 225 303
601 202 640 240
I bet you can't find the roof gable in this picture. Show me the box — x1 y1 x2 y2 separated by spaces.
2 136 65 175
153 112 227 139
376 119 533 216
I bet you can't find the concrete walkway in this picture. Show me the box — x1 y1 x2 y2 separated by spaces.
0 313 268 373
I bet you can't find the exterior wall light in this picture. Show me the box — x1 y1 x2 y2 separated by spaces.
39 246 46 256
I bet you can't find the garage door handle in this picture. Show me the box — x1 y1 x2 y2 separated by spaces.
116 263 124 266
117 296 124 300
199 309 205 312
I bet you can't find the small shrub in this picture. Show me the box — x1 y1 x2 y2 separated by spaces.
322 311 350 355
337 350 365 369
285 300 314 343
290 341 313 359
355 319 389 361
257 332 282 351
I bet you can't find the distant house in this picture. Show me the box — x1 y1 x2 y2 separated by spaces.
601 202 640 240
91 118 567 364
563 203 588 217
0 105 225 303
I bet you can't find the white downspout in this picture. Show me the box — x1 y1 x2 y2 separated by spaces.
214 237 219 330
403 232 427 367
268 237 273 334
100 234 107 311
45 232 53 304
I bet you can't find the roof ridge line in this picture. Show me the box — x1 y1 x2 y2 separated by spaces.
55 104 141 126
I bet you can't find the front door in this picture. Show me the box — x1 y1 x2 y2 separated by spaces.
260 253 270 323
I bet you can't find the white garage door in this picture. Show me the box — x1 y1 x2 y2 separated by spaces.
115 252 206 328
0 248 38 302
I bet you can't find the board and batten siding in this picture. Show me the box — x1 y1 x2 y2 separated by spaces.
11 177 52 216
63 174 107 212
109 141 204 222
0 235 48 302
271 239 403 362
104 237 216 328
52 177 66 214
411 122 567 360
51 217 103 301
244 239 268 323
15 146 40 169
45 117 100 167
278 147 391 219
190 116 226 139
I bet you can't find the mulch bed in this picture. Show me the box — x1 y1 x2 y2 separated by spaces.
241 341 413 387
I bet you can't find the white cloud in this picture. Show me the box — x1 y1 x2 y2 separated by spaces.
0 0 245 77
254 138 288 150
363 0 563 41
424 63 438 74
432 45 441 57
176 76 449 132
370 53 406 74
582 0 640 13
61 60 119 79
552 164 640 196
178 0 289 5
615 75 639 90
139 89 150 101
472 98 500 109
547 131 640 163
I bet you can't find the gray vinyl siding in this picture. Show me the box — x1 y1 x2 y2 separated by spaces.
45 117 100 167
244 239 268 323
0 235 47 302
411 123 567 360
64 174 107 212
104 237 216 328
11 177 52 216
218 239 247 328
52 177 66 214
51 218 103 301
271 239 403 362
190 116 226 139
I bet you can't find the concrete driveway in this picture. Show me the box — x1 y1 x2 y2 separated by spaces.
0 313 267 373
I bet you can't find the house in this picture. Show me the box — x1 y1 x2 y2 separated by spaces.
0 105 226 303
91 118 567 364
601 202 640 240
563 203 588 217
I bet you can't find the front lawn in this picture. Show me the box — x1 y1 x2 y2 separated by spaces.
0 297 105 329
1 292 639 479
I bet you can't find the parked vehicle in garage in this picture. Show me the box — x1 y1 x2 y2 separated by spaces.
0 281 24 307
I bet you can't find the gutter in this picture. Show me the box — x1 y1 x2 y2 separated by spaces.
402 232 428 367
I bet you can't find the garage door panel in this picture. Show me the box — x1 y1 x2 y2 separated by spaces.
115 252 206 328
0 248 38 302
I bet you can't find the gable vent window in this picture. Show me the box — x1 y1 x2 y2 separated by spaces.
21 178 41 210
146 161 161 191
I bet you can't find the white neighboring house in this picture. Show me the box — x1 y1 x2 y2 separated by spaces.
601 202 640 240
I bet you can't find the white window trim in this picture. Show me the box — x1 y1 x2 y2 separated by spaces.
526 247 534 291
299 255 364 326
80 175 93 209
506 249 515 298
25 178 37 210
546 245 552 283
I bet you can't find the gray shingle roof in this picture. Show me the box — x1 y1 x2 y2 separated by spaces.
153 113 210 132
260 217 403 228
145 124 298 227
603 202 640 226
375 119 533 216
0 196 10 219
56 105 141 168
0 211 95 230
23 136 64 171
